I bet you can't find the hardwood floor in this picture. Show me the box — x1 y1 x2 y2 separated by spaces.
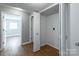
21 43 59 56
0 37 59 56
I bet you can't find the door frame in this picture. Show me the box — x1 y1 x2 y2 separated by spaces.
59 3 70 56
1 11 22 49
30 16 34 42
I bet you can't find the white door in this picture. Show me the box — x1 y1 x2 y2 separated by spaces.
69 3 79 56
1 13 6 49
33 12 40 52
1 12 22 49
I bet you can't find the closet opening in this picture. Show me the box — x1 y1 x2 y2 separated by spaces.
40 4 60 56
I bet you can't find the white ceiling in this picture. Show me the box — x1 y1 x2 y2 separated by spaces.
41 4 59 16
0 3 53 13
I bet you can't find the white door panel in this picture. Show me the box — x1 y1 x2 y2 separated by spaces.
32 12 40 52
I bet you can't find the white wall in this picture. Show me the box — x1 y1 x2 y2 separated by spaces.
40 15 47 46
46 13 60 49
40 13 60 50
22 13 29 43
70 3 79 56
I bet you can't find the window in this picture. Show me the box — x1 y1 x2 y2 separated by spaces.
9 22 17 30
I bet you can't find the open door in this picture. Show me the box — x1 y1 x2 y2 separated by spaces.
1 12 22 50
32 12 40 52
1 13 6 49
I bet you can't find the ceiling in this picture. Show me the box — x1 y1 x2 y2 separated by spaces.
41 4 59 16
0 3 53 13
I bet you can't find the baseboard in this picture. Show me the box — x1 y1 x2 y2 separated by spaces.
22 41 32 45
46 43 59 50
22 41 58 50
40 43 47 47
40 42 59 50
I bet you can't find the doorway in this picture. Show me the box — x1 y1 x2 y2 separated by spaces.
31 16 34 43
1 12 22 52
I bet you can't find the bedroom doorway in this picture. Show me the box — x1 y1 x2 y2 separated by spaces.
1 12 22 52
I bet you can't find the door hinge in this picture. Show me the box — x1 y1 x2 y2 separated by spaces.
3 16 4 19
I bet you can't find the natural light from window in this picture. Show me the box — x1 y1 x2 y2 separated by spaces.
9 22 17 30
